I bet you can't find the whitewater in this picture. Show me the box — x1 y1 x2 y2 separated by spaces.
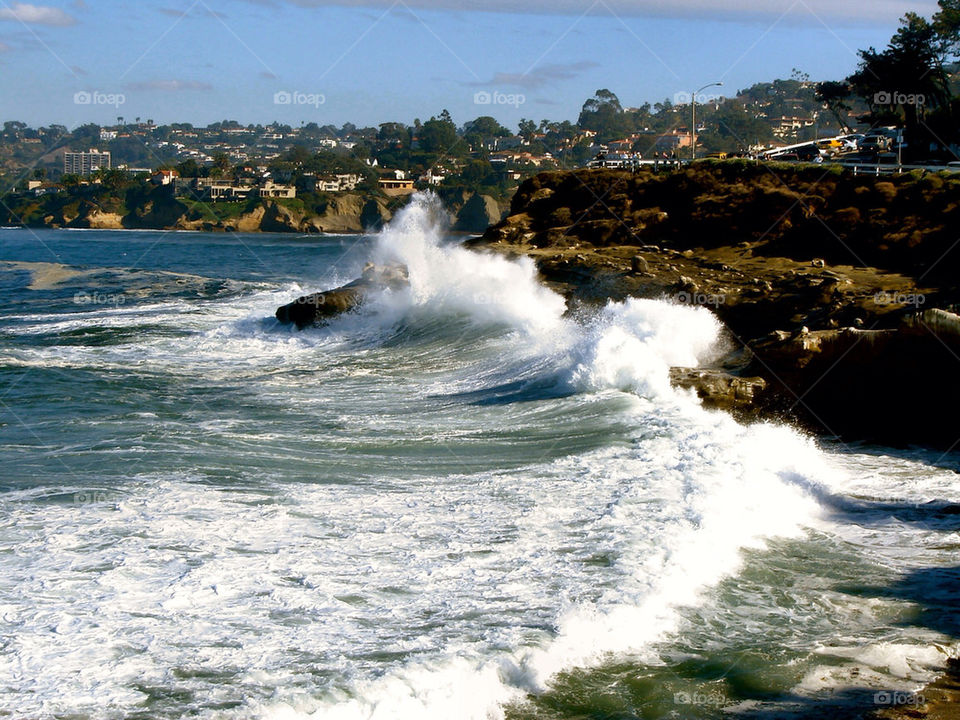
0 194 956 719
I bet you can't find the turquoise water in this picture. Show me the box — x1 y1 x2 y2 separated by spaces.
1 198 958 719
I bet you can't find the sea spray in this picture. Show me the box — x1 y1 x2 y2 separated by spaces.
370 193 567 340
251 195 834 718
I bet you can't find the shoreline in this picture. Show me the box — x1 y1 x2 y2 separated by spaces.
465 165 960 718
469 164 960 449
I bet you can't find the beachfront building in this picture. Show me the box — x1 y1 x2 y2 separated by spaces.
194 178 255 200
316 174 361 192
258 181 296 199
773 116 816 138
378 169 415 196
64 150 112 175
651 130 692 154
418 168 446 186
150 169 179 186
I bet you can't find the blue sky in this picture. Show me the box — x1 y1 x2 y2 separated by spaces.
0 0 943 131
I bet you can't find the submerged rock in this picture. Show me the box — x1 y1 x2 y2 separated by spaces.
275 263 409 329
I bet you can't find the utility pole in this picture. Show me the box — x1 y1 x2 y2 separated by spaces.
691 82 722 161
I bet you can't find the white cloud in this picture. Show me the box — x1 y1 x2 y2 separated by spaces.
0 3 76 26
125 79 214 92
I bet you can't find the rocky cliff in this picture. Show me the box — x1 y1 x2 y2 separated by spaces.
471 163 960 446
13 188 395 235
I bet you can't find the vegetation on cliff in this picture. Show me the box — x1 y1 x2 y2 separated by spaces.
487 161 960 280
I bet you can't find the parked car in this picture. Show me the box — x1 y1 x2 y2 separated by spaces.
840 134 864 151
859 135 891 153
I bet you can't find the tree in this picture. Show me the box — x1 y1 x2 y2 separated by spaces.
459 159 495 186
846 11 951 156
933 0 960 56
699 101 774 153
419 113 458 154
816 81 854 131
517 118 537 141
210 152 232 178
61 174 82 193
577 89 632 140
463 116 510 138
378 122 410 146
175 158 202 178
100 168 131 193
2 121 26 142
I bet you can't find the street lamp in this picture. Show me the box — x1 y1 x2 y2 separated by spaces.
691 82 723 161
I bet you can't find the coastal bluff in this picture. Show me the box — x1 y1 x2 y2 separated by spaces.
471 162 960 447
4 186 504 236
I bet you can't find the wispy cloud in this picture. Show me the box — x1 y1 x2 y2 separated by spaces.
158 7 227 19
469 60 599 90
271 0 937 24
124 79 214 92
0 2 76 26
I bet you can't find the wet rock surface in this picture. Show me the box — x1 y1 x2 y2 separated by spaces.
275 263 409 329
470 165 960 447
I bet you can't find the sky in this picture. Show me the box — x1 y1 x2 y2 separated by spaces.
0 0 944 131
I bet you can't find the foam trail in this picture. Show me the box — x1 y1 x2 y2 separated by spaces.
250 194 835 720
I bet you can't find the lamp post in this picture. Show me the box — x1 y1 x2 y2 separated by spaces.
691 82 723 161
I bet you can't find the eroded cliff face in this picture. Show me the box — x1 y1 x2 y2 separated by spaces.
38 193 394 234
470 164 960 447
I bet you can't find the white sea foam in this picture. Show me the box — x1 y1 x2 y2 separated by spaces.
2 194 957 719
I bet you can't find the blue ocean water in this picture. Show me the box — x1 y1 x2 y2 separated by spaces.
0 197 957 719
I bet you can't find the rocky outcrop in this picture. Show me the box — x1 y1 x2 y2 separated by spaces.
453 193 501 233
275 263 409 328
479 163 960 280
69 209 124 229
469 164 960 447
361 198 392 231
745 314 960 445
231 205 267 233
669 368 767 417
126 195 191 230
